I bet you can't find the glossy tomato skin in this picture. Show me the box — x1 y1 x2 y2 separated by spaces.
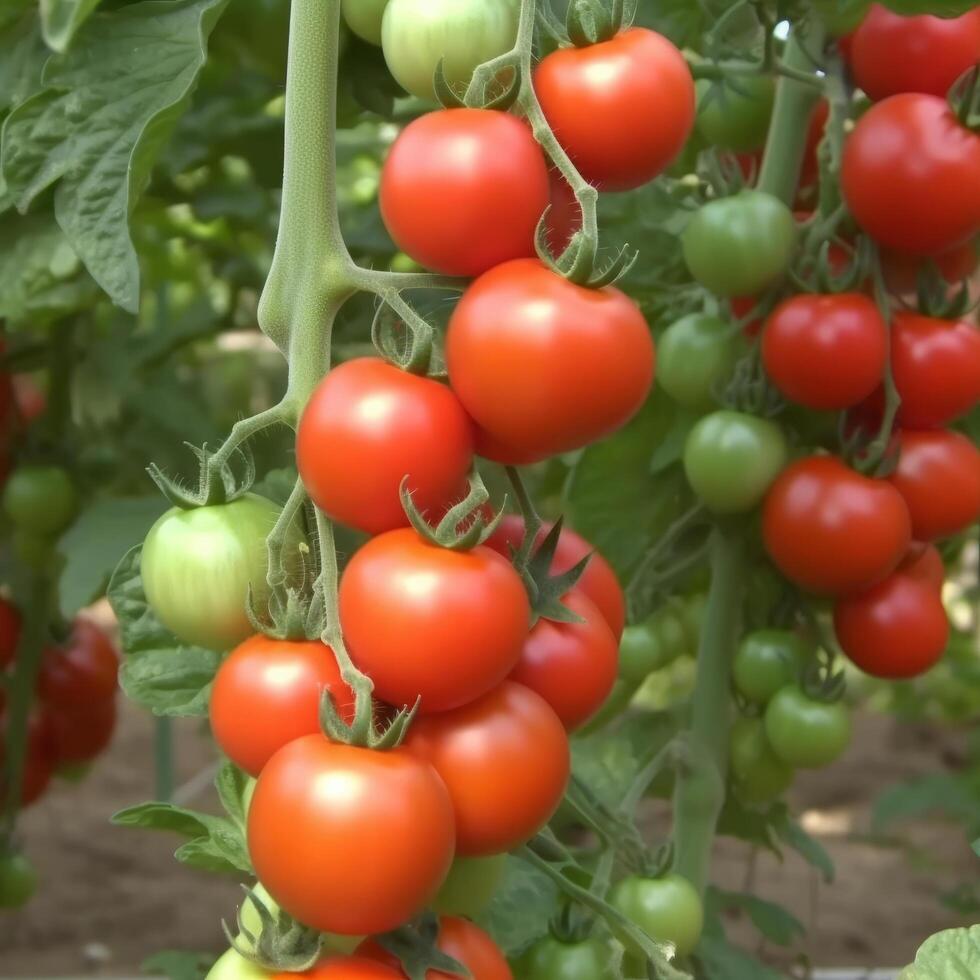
45 697 116 764
37 618 118 708
683 411 788 514
891 313 980 429
297 359 474 535
510 591 618 732
515 936 616 980
535 28 695 191
763 456 911 595
339 529 529 713
485 515 626 638
380 110 548 277
842 94 980 256
210 636 354 777
834 573 948 679
899 543 945 592
404 681 569 856
359 916 512 979
610 873 704 959
762 293 887 409
888 430 980 541
248 737 455 936
0 598 21 669
765 687 851 768
275 958 402 980
696 75 774 153
341 0 389 45
446 259 655 463
657 313 739 412
850 6 980 101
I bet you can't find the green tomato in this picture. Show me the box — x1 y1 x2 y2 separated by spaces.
381 0 519 100
765 686 851 769
141 493 305 652
206 948 269 980
658 314 740 412
3 465 77 536
434 853 507 918
682 190 797 297
342 0 389 44
811 0 871 36
515 935 617 980
611 873 704 959
733 630 810 704
682 593 708 649
619 608 688 684
238 884 361 955
0 853 36 908
729 716 794 804
683 411 788 514
696 75 775 153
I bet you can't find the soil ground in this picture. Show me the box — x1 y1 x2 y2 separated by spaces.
0 697 974 978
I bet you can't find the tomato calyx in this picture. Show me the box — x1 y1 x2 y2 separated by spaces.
911 264 975 321
148 441 256 510
400 469 504 551
228 885 325 973
562 0 629 48
949 64 980 131
790 234 870 296
797 656 847 706
534 214 638 290
515 520 592 626
370 911 469 980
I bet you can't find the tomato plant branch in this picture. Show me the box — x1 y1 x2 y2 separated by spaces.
505 465 544 567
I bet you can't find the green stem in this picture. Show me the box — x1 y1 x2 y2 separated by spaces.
671 527 744 897
154 717 174 802
505 466 543 567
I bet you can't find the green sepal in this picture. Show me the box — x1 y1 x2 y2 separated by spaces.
226 886 324 973
401 468 505 551
374 911 470 980
371 297 435 376
147 442 255 509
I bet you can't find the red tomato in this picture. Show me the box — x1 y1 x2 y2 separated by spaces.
45 697 116 764
339 529 529 713
248 737 455 935
404 681 569 856
509 591 618 731
0 598 21 669
899 543 945 592
358 916 512 979
12 375 45 424
209 635 355 776
37 618 118 709
888 430 980 541
534 28 694 190
274 958 402 979
763 456 911 595
849 5 980 101
880 241 979 294
446 258 655 463
297 359 474 536
891 313 980 429
1 712 55 807
842 94 980 256
485 515 625 639
762 293 887 409
379 109 549 277
834 572 948 678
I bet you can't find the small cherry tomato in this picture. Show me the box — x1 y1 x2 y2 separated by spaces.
764 686 851 769
515 935 616 980
695 75 774 153
37 618 118 708
657 313 740 412
45 697 117 764
733 630 809 704
610 873 704 959
898 544 945 592
730 716 794 804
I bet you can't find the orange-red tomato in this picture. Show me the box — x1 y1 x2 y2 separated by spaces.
339 529 530 713
888 430 980 541
37 618 118 708
404 682 569 856
485 515 626 639
209 635 355 776
297 359 474 536
358 916 512 979
248 737 455 935
763 456 911 595
509 591 618 731
446 259 655 464
898 543 946 593
379 109 549 277
834 572 948 679
535 28 695 190
45 697 117 764
273 959 402 979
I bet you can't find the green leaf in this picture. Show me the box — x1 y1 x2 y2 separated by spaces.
712 888 804 947
1 0 228 312
476 856 560 958
0 11 48 113
39 0 101 52
881 0 980 14
107 545 220 717
141 950 215 980
215 762 251 831
902 925 980 979
769 805 835 884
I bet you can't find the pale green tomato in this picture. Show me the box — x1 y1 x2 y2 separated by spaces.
238 883 361 954
342 0 390 45
381 0 519 100
206 948 269 980
434 853 507 917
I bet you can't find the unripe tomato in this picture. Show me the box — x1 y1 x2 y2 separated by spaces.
695 75 774 153
834 572 948 679
515 935 616 980
730 716 794 804
610 873 704 958
446 259 655 464
764 686 851 768
3 464 76 535
297 359 474 535
404 682 569 856
380 110 549 278
206 949 270 980
733 630 809 704
0 853 36 908
341 0 389 45
657 313 739 412
535 28 695 191
434 854 507 918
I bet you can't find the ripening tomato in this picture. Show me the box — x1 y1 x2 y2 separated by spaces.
899 543 945 592
849 6 980 101
209 636 355 776
339 529 529 713
404 682 569 856
0 598 20 669
535 28 695 191
834 572 948 678
446 259 655 463
763 456 911 595
842 94 980 256
37 618 118 708
484 515 626 639
888 430 980 541
45 697 116 764
248 737 454 935
510 592 618 731
297 359 474 535
762 293 887 409
359 916 512 979
379 110 549 277
891 313 980 429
